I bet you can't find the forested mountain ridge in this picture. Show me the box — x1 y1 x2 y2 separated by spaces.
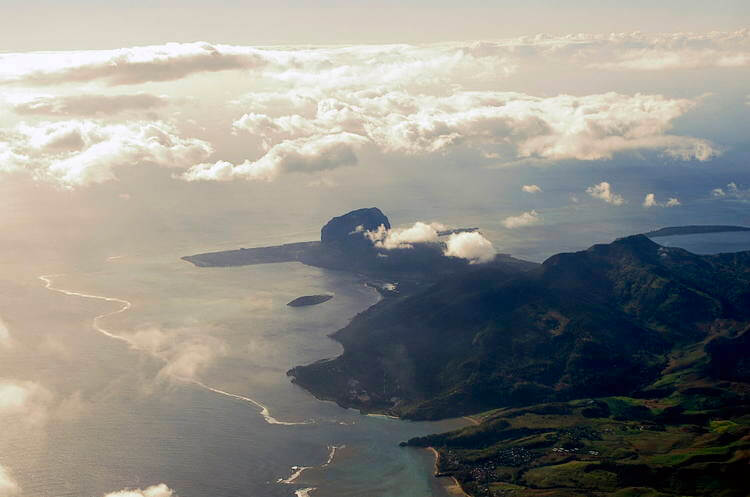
289 235 750 420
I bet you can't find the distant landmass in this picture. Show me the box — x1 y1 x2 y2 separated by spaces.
183 207 537 286
287 294 333 307
644 225 750 238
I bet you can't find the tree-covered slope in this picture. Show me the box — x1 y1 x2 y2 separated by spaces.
289 236 750 420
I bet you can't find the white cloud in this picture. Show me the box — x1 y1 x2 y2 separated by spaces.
181 133 367 182
586 181 625 205
585 30 750 71
0 380 53 427
502 210 541 229
157 338 227 381
121 326 227 383
443 232 495 264
56 391 90 421
363 222 494 263
1 120 212 186
226 90 717 175
521 184 542 194
365 222 441 249
2 32 747 90
11 93 168 116
0 34 734 186
0 465 18 497
102 483 174 497
710 182 750 201
643 193 681 208
0 42 268 86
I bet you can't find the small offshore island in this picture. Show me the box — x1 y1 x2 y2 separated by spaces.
184 210 750 497
644 224 750 237
287 294 333 307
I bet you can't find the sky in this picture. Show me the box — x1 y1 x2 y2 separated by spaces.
1 1 749 48
0 1 748 267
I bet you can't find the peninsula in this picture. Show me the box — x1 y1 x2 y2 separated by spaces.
644 224 750 237
183 207 537 290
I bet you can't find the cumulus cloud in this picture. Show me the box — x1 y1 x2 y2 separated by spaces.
711 182 750 201
181 133 367 182
443 232 495 264
365 222 442 249
521 184 542 194
362 221 494 263
643 193 681 208
11 93 168 116
0 380 53 427
122 327 227 382
586 181 625 205
157 339 227 381
585 30 750 71
0 42 267 86
1 120 212 186
502 210 541 228
226 90 717 175
0 465 18 497
0 34 734 186
102 483 174 497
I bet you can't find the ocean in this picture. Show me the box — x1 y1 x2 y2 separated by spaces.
1 247 466 497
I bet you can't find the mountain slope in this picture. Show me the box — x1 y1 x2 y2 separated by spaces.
289 236 750 420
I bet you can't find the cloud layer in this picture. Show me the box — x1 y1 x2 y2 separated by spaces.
0 31 740 187
0 42 267 86
1 120 212 186
182 133 366 182
11 93 168 117
211 90 716 182
2 31 747 87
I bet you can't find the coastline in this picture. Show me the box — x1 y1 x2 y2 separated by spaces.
462 415 480 425
427 447 472 497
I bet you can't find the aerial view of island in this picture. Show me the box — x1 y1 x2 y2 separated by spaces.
186 208 750 497
1 2 749 497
